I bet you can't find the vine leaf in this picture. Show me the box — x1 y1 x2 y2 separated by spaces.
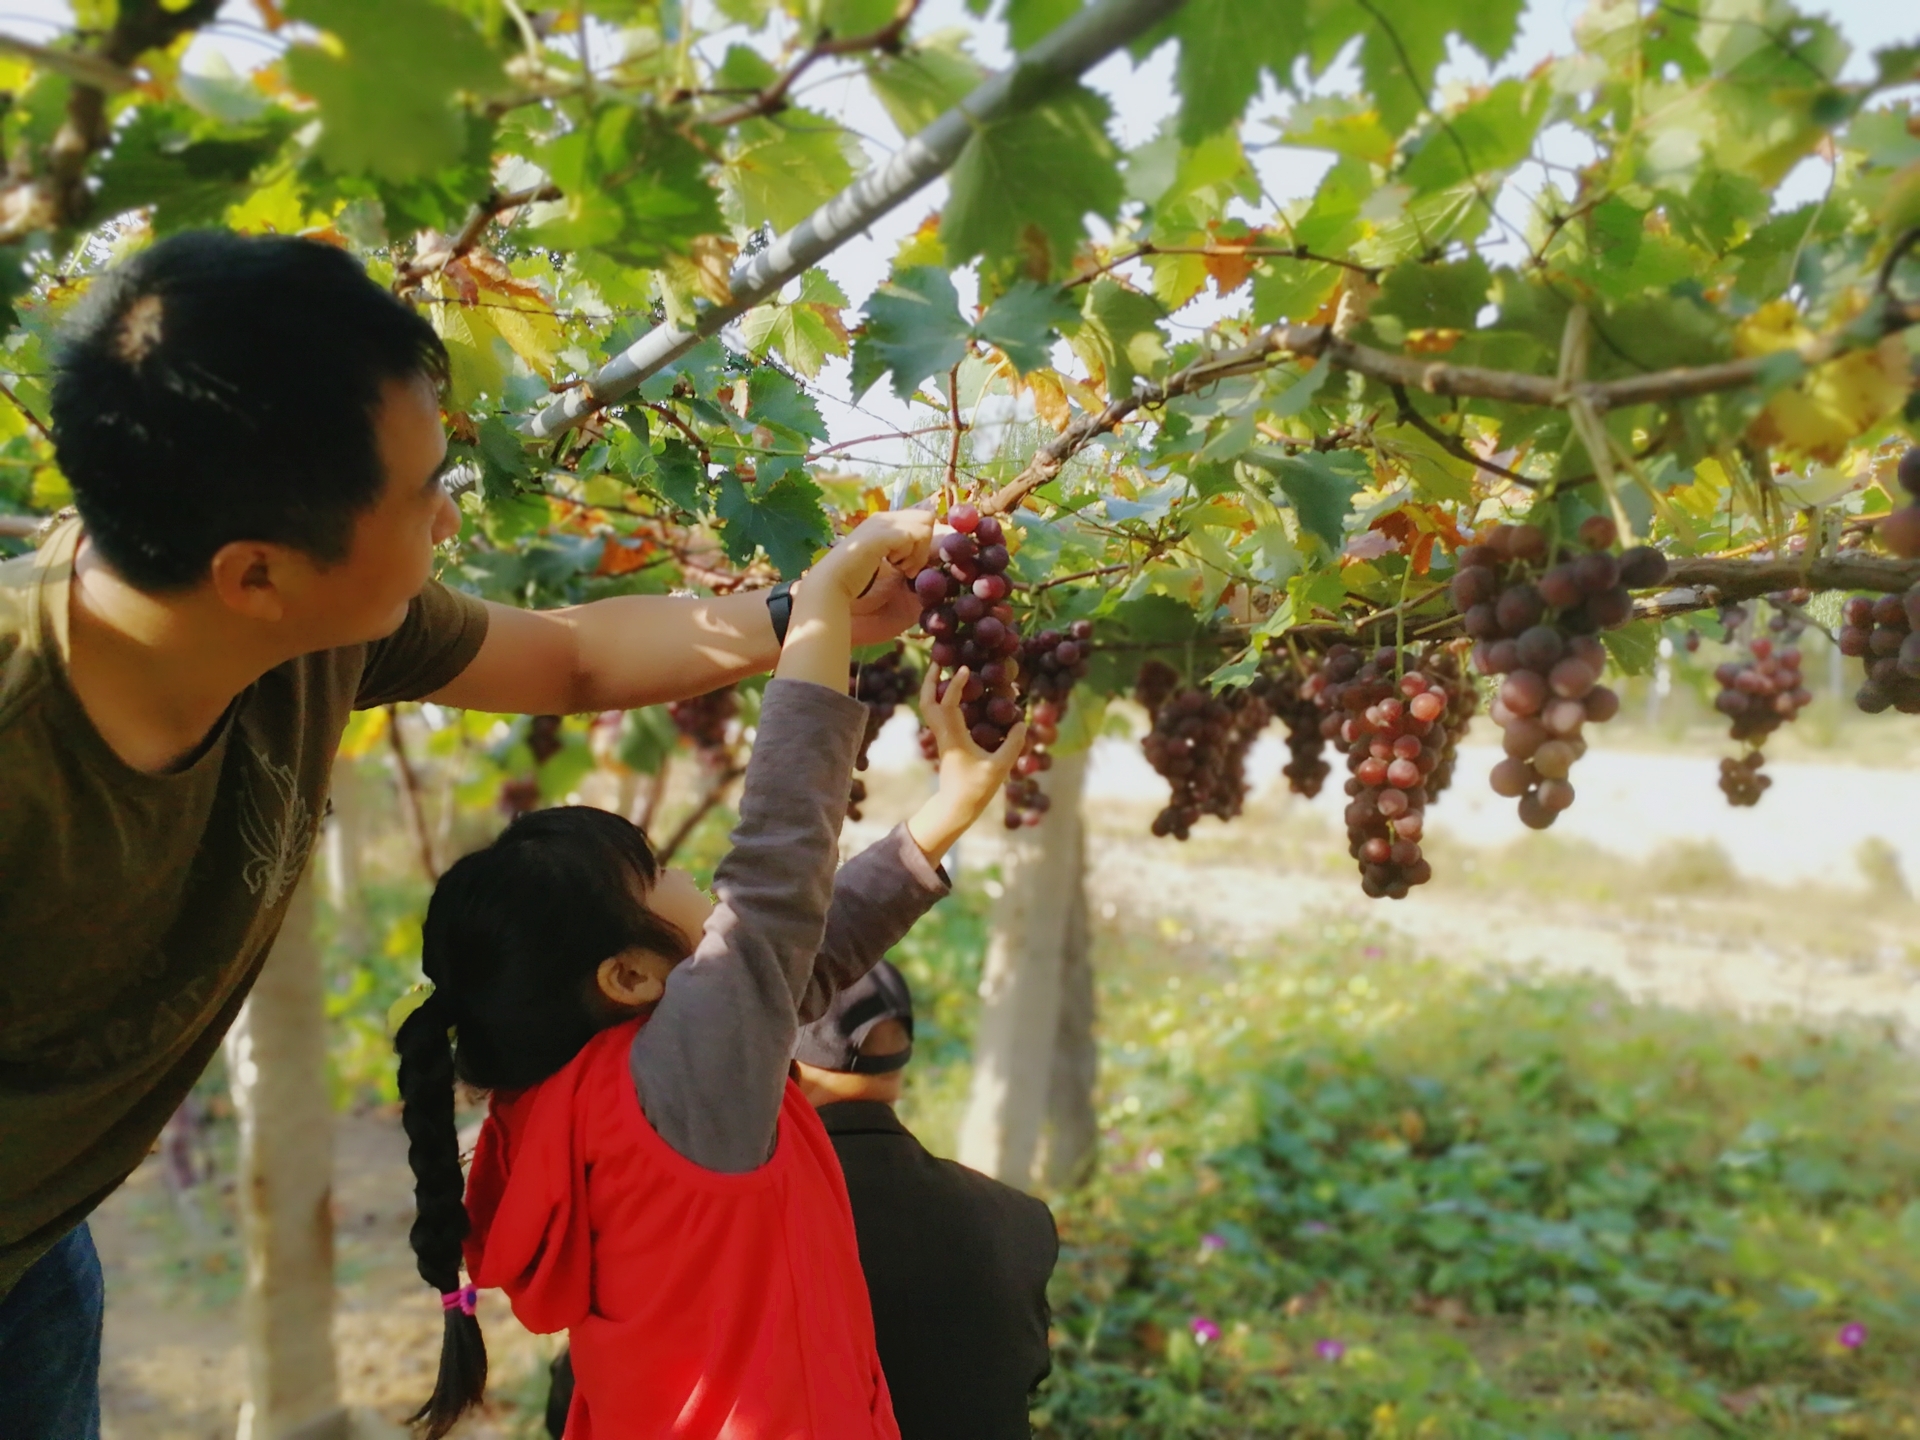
1169 0 1303 144
92 105 295 233
534 109 724 268
284 0 506 182
724 111 863 232
942 84 1124 278
740 271 850 378
852 267 972 401
1247 449 1369 553
716 471 832 578
865 40 986 136
974 280 1079 374
1070 278 1168 400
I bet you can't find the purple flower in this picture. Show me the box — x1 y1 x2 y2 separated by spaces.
1299 1221 1332 1237
1363 945 1383 958
1190 1316 1221 1346
1315 1338 1346 1362
1200 1232 1228 1254
1838 1322 1867 1350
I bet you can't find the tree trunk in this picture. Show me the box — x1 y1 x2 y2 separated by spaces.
225 872 347 1440
1039 858 1098 1190
320 761 367 960
957 748 1089 1189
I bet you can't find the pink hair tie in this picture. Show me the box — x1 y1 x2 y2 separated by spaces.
441 1284 478 1316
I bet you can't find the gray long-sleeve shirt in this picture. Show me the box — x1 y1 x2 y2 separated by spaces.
629 678 949 1173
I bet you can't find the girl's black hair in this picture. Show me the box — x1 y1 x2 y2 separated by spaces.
396 806 692 1437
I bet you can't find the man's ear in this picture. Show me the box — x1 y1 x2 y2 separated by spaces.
206 541 293 622
596 949 668 1008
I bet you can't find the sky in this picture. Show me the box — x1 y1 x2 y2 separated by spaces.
1 0 1914 463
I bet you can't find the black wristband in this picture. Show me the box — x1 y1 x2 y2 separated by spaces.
766 581 794 646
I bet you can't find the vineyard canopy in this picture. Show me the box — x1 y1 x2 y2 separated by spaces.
0 0 1915 711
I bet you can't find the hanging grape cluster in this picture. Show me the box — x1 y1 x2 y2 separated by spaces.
1457 518 1659 829
846 646 919 822
500 714 565 816
1001 620 1094 829
1135 661 1274 840
1713 633 1810 807
1268 658 1332 798
668 686 740 773
1875 448 1920 558
1841 588 1920 714
915 503 1023 753
1303 644 1476 898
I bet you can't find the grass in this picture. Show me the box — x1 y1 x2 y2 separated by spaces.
990 909 1920 1438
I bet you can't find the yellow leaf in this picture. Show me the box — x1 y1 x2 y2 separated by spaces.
895 212 944 269
1025 370 1072 432
1673 456 1730 524
224 169 331 234
30 465 71 510
337 707 390 759
487 300 562 378
1738 302 1908 462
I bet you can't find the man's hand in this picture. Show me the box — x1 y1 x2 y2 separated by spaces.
906 665 1028 866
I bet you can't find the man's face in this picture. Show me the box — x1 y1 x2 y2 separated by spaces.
295 373 459 644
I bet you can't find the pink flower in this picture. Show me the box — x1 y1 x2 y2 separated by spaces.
1200 1233 1228 1254
1838 1322 1867 1349
1190 1316 1221 1346
1315 1338 1346 1362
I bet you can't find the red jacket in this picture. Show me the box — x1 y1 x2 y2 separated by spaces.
463 1019 900 1440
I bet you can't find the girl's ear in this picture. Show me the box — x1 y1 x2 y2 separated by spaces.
596 948 669 1007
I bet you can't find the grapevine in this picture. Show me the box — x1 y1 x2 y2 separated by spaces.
1135 662 1275 841
1877 448 1920 558
1840 586 1920 715
668 687 741 773
1303 644 1477 898
1458 518 1659 830
914 504 1023 755
1001 620 1094 829
847 646 919 822
1269 658 1332 799
1712 628 1811 808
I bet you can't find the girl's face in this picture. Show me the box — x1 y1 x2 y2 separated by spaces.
593 866 714 1013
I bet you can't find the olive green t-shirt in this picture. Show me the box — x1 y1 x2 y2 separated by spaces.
0 519 489 1297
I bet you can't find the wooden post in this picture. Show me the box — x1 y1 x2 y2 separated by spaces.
225 871 347 1440
1040 859 1098 1190
957 748 1088 1188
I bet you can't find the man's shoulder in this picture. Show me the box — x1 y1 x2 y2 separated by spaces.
931 1154 1058 1243
0 545 51 728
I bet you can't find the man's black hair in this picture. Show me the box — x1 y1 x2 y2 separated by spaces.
49 230 449 592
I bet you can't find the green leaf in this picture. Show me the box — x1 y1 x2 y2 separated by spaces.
92 105 295 233
716 472 831 577
724 112 863 231
942 84 1123 278
618 707 681 775
1007 0 1081 49
474 417 535 501
865 40 986 137
652 439 709 514
1355 0 1524 136
1369 256 1493 343
1069 278 1168 400
740 271 850 378
1399 79 1549 192
1170 0 1302 143
1252 259 1341 325
534 108 724 267
852 267 972 401
973 280 1077 373
285 0 506 182
1247 449 1368 552
1602 620 1660 678
1280 96 1397 166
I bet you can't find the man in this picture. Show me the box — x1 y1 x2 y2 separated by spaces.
545 961 1059 1440
795 962 1059 1440
0 229 927 1436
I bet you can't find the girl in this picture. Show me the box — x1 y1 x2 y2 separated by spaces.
394 510 1026 1438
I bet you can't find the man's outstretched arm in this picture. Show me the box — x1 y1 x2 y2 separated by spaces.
426 570 923 714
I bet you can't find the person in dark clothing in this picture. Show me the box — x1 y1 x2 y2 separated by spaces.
542 960 1059 1440
792 962 1060 1440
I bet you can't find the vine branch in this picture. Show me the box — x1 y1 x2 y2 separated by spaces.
700 0 920 128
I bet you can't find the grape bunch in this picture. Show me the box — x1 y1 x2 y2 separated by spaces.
1712 635 1809 808
846 646 920 822
1839 586 1920 714
1135 662 1274 840
1268 659 1332 798
1000 620 1094 828
1455 517 1661 829
1876 447 1920 558
668 686 740 772
914 503 1024 754
1303 644 1476 898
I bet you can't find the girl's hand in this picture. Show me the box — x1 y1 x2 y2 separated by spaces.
812 509 935 607
906 665 1029 866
